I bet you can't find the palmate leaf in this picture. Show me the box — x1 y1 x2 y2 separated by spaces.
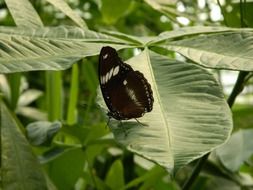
154 27 253 71
103 49 232 173
0 26 141 73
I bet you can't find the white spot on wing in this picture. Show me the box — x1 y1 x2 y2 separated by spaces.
123 80 127 85
105 72 110 83
109 68 114 81
103 54 108 59
126 87 142 107
102 75 106 84
113 66 119 76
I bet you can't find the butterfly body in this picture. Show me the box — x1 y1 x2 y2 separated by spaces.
99 46 153 120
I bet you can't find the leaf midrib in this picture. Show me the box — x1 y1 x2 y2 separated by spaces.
146 49 173 163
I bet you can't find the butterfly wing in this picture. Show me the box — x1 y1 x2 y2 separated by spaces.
99 46 132 114
99 46 153 120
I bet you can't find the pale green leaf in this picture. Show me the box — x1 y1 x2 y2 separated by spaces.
1 102 47 189
0 26 138 73
150 26 234 45
162 30 253 71
46 0 87 28
5 0 43 27
100 49 232 173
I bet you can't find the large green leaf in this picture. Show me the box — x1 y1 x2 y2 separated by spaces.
160 30 253 71
100 49 232 173
1 102 47 189
0 26 140 73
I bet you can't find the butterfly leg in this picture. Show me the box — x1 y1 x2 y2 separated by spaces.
105 116 111 129
134 118 148 127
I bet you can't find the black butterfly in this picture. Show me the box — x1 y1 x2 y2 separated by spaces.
98 46 154 120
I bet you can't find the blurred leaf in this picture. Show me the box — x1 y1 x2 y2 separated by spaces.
232 105 253 130
82 172 110 190
105 159 125 189
47 148 85 190
144 0 183 22
216 129 253 172
16 106 47 121
46 71 63 121
1 101 47 189
46 0 87 28
18 89 43 107
6 73 21 109
67 64 79 125
60 123 109 145
84 124 110 144
204 176 240 190
5 0 43 27
98 49 232 173
237 172 253 187
100 0 132 24
85 144 109 166
26 120 62 146
39 147 84 165
60 125 90 143
0 26 139 73
222 2 253 28
124 165 167 189
0 75 10 99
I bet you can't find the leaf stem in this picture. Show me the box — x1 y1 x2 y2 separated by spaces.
227 71 249 107
182 71 249 190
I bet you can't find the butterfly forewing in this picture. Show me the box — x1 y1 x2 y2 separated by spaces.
99 46 153 120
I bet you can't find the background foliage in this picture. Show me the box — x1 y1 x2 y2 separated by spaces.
0 0 253 190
